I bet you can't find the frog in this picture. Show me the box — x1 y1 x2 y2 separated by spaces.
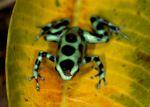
29 16 127 91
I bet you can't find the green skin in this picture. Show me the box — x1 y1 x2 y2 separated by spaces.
30 16 126 91
56 27 86 80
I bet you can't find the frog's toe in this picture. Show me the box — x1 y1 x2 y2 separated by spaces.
36 83 40 91
38 75 45 81
96 82 101 89
103 78 107 86
28 76 34 81
41 77 45 81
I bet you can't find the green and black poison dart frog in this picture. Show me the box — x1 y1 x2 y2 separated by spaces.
29 16 127 91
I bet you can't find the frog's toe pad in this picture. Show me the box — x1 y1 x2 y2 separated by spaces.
96 83 101 89
104 80 107 86
36 83 40 91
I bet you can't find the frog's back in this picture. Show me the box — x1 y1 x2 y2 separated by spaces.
56 27 86 74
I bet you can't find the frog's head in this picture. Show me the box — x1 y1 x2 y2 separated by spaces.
51 18 70 29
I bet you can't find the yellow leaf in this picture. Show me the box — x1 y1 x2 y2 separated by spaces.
6 0 150 107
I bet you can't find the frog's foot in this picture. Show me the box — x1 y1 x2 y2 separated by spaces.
94 70 107 89
108 24 128 39
29 71 45 91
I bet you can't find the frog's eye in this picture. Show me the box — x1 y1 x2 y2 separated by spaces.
90 16 99 23
62 18 70 25
52 18 70 28
90 16 97 23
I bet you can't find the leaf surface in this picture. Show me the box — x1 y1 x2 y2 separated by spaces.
6 0 150 107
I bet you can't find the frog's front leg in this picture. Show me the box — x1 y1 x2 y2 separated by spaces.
83 56 106 89
30 51 56 91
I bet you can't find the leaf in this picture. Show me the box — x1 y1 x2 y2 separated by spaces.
6 0 150 107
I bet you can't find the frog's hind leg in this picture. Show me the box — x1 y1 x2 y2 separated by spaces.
35 18 70 42
30 51 56 91
82 56 107 89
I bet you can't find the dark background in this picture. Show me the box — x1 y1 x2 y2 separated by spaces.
0 1 15 107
